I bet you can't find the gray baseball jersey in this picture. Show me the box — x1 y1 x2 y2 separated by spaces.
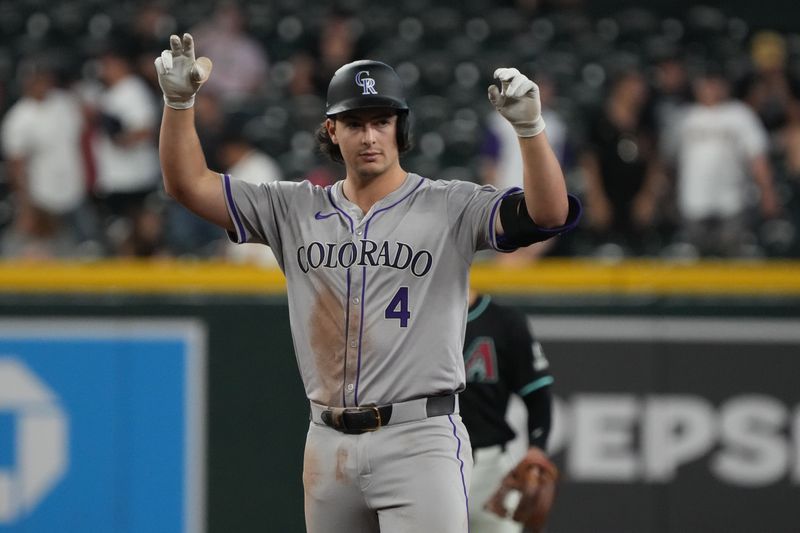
222 172 514 407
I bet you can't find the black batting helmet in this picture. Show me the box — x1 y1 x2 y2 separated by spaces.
325 60 409 116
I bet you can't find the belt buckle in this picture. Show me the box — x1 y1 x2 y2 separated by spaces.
362 405 382 431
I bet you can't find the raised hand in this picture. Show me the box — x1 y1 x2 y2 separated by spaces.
488 67 545 137
154 33 213 110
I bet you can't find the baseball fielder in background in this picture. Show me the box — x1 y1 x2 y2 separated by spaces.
462 288 558 533
155 33 580 533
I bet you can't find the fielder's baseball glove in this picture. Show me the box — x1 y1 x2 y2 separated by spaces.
484 447 559 533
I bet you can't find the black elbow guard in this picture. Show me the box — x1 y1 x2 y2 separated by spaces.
498 192 582 248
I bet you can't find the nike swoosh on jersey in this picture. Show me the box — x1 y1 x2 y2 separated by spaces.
314 211 337 220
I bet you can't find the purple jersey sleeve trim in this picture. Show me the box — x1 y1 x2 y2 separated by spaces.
222 173 248 243
353 176 425 405
448 415 471 519
488 187 523 252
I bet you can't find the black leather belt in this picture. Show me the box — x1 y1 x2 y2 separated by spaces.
316 394 457 434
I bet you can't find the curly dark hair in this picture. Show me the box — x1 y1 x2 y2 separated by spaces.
316 111 413 164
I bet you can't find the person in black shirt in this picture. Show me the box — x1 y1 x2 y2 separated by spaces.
461 289 553 533
579 70 664 255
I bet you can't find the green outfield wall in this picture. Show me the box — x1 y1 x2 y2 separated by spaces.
0 259 798 533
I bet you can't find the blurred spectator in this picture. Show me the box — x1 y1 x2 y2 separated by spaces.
0 56 90 258
579 70 664 255
218 128 282 265
219 130 283 185
737 31 800 256
313 12 365 94
651 52 691 154
669 67 781 257
0 0 797 260
741 31 800 137
89 41 163 256
787 122 800 182
194 91 227 172
190 1 268 105
288 52 318 97
129 2 178 96
649 53 692 241
289 11 365 97
480 75 568 263
740 31 800 184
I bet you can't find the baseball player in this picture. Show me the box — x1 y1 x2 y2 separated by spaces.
462 288 555 533
154 33 580 533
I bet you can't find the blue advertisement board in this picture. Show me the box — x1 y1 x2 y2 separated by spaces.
0 320 205 533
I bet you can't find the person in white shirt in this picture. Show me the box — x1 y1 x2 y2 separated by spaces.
217 129 283 265
671 67 781 256
91 43 162 255
1 58 89 258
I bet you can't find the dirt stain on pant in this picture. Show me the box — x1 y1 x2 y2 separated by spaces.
303 442 320 494
335 446 349 483
302 442 317 533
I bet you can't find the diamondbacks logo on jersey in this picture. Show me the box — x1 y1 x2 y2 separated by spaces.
296 239 433 277
355 71 378 95
464 336 499 383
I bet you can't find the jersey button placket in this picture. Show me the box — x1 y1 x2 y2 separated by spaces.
345 254 362 402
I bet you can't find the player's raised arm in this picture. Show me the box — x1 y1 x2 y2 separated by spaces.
155 33 233 231
488 68 570 230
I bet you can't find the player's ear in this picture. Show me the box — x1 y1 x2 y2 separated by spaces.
326 118 338 144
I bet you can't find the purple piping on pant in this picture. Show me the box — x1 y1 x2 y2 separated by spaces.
448 414 470 532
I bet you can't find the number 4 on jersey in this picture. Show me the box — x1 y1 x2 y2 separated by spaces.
385 287 410 327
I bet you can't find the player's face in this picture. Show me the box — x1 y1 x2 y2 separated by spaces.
328 109 400 180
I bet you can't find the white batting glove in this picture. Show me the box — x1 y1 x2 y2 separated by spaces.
154 33 213 110
487 68 545 137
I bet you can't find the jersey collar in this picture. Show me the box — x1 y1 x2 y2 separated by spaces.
331 173 419 222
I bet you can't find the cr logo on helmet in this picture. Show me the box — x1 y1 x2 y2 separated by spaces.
355 71 378 95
